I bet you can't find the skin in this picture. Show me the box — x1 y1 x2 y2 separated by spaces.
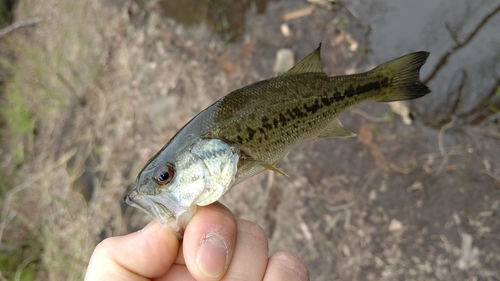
85 202 310 281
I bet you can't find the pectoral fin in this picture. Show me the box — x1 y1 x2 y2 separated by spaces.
317 118 356 138
258 162 289 177
241 156 289 177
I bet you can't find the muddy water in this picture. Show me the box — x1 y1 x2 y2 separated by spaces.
155 0 272 41
358 0 500 126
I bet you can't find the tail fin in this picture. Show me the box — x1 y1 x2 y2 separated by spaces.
374 52 431 102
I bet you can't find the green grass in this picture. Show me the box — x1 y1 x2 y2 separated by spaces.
92 144 103 156
0 237 41 281
482 100 500 115
1 77 34 152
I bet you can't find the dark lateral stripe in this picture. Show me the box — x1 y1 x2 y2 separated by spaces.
305 77 391 113
321 97 333 106
278 113 287 126
303 99 321 114
292 107 306 118
238 78 392 145
343 78 389 98
261 116 273 130
246 127 257 141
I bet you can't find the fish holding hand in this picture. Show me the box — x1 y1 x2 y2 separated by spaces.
125 44 431 237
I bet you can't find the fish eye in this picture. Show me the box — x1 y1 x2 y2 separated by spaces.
153 165 174 185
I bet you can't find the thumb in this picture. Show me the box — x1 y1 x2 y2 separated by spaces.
85 221 180 280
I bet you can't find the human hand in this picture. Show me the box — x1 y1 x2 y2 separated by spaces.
85 202 309 281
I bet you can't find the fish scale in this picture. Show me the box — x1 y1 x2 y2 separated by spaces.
204 73 397 182
125 45 431 235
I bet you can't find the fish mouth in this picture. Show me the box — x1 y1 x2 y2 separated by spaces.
125 190 194 236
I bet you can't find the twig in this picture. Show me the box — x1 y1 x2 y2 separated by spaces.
449 70 467 117
389 162 413 174
350 108 389 123
0 17 41 38
360 170 377 193
444 21 459 45
481 170 500 184
438 115 456 156
342 2 360 20
263 170 275 203
423 4 500 83
325 201 355 213
435 116 465 175
461 79 500 124
56 73 81 103
283 5 315 21
343 208 353 230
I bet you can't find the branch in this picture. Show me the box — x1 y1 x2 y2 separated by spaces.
444 21 459 45
423 4 500 84
449 70 467 116
462 79 500 124
0 17 41 38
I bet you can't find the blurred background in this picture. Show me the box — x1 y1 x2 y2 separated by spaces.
0 0 499 280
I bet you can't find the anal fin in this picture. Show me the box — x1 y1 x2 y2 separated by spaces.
317 118 356 138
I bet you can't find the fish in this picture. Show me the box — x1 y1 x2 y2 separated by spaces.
125 44 430 236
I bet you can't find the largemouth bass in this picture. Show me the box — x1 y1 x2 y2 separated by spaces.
126 45 430 235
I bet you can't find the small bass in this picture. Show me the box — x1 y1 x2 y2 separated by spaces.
125 45 430 235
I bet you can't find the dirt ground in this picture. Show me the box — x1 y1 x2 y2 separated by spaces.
1 0 499 280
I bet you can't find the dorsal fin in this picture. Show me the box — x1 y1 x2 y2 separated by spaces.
317 118 356 138
283 43 326 76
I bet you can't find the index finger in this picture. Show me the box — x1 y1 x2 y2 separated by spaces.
85 221 180 280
